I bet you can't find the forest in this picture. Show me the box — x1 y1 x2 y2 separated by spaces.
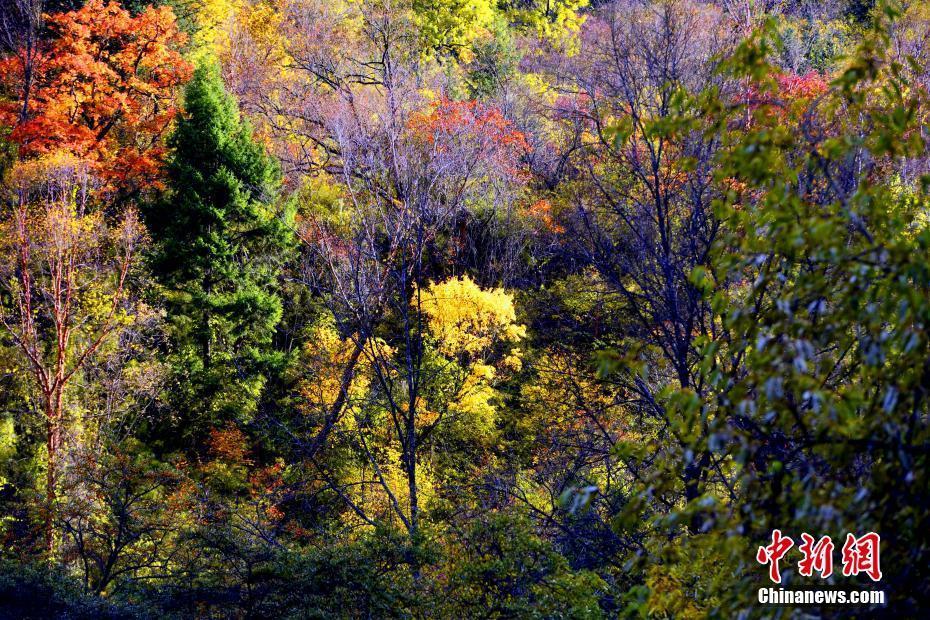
0 0 928 617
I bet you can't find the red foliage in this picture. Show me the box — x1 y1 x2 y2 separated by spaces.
740 71 830 111
776 71 829 100
0 0 192 193
408 98 529 175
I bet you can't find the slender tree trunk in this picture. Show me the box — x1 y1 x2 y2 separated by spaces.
407 433 418 539
19 40 34 123
406 423 420 581
202 310 211 371
44 388 62 554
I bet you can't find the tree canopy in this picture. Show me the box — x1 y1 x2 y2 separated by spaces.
0 0 928 617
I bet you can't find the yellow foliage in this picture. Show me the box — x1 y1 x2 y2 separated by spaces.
338 446 438 527
191 0 243 57
448 362 498 435
235 1 288 61
295 278 526 531
419 275 525 358
298 318 373 413
0 416 15 489
507 0 588 55
413 0 497 59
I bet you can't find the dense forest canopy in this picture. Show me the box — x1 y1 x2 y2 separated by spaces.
0 0 928 617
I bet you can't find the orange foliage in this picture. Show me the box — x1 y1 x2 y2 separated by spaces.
207 423 253 466
408 98 529 175
0 0 192 193
521 199 565 234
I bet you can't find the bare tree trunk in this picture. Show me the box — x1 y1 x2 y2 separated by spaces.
406 420 418 532
0 163 139 559
44 401 56 553
44 387 62 554
404 403 421 581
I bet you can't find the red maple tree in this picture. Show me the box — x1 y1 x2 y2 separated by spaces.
0 0 192 194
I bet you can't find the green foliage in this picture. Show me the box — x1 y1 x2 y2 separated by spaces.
439 514 606 619
1 1 928 617
613 11 930 615
464 16 520 98
145 60 293 438
0 415 14 487
261 532 418 619
777 16 855 72
0 558 144 619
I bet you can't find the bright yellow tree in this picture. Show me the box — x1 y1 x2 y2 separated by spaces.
296 275 524 535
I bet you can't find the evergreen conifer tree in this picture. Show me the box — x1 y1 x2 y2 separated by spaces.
146 61 293 434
